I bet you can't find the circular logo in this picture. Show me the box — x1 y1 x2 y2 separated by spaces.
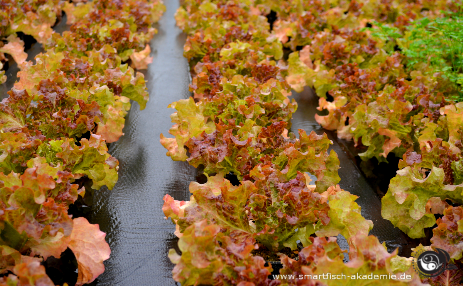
413 247 458 278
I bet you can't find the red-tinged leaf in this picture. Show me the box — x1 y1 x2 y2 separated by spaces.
12 260 54 286
14 52 65 93
62 1 93 25
377 128 402 158
130 45 153 70
382 165 463 239
442 103 463 153
48 0 165 60
4 169 55 222
12 11 54 44
68 217 111 286
250 170 331 250
279 237 344 279
0 160 78 259
0 35 28 67
185 129 247 176
160 134 186 161
1 81 103 139
189 173 256 233
168 169 332 251
273 20 293 44
425 197 449 215
402 151 422 166
55 135 119 190
315 96 349 132
161 97 215 161
316 185 373 242
162 194 192 237
12 47 148 141
117 70 150 110
96 104 126 143
29 198 73 260
169 220 272 286
0 246 47 286
0 130 45 174
286 51 314 93
422 262 463 286
431 206 463 260
398 138 461 186
0 89 29 132
279 235 425 286
274 130 341 193
299 45 313 69
163 194 188 222
0 245 24 273
185 120 281 179
0 274 19 285
20 166 55 205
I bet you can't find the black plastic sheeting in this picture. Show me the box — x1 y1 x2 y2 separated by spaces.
290 88 408 254
90 0 196 285
90 0 410 284
0 0 410 284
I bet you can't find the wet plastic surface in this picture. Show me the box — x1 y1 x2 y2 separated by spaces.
0 1 410 284
90 0 196 285
290 87 408 254
91 0 409 284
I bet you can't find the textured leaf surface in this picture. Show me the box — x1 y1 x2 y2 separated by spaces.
316 185 373 242
130 45 153 70
278 235 424 286
69 217 111 286
0 35 28 67
431 206 463 260
168 220 271 286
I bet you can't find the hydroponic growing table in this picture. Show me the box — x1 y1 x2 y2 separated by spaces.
89 0 407 284
1 0 462 285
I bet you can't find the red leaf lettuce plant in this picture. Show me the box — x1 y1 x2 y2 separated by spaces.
0 0 165 284
277 0 463 283
161 0 426 285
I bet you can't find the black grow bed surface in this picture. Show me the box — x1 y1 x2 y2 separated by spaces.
0 0 414 285
89 0 409 284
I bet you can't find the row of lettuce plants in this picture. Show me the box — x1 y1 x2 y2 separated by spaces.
0 0 165 285
0 0 164 84
160 0 431 285
275 1 463 260
276 0 463 284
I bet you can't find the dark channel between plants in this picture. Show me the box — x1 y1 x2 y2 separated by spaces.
2 0 462 285
86 0 412 285
90 0 197 285
92 0 421 284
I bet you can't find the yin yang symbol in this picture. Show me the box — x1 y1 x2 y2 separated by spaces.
418 253 442 272
414 248 457 278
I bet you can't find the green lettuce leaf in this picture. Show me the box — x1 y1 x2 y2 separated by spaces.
278 235 424 286
168 220 271 286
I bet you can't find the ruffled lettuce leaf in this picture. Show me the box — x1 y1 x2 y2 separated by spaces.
278 235 424 286
431 206 463 260
68 217 111 286
168 220 272 286
14 48 148 142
